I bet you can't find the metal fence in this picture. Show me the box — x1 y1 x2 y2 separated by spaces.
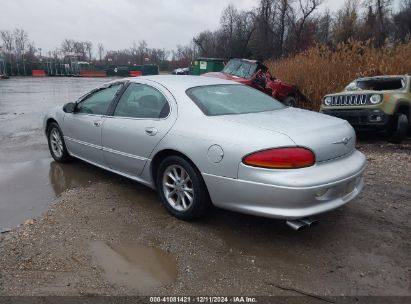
0 58 159 77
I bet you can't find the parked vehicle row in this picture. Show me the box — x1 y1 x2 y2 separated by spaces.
44 75 366 228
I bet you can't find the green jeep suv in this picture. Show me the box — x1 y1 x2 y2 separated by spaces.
321 75 411 143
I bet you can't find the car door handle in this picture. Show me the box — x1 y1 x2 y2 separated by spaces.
93 120 103 127
145 127 158 136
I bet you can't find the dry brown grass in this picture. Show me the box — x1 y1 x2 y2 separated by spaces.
266 40 411 111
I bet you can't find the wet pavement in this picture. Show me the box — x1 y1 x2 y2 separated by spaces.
0 159 114 231
0 77 116 230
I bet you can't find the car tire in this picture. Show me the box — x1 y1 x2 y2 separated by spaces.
156 155 212 220
283 96 296 107
47 122 71 163
388 113 408 144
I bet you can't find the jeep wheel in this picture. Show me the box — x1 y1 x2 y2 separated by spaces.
388 113 408 144
283 96 296 107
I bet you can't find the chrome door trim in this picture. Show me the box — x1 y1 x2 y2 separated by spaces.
102 147 148 161
65 136 147 161
65 136 102 150
68 152 155 189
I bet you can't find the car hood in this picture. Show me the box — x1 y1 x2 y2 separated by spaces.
203 72 249 83
213 108 356 162
325 89 404 96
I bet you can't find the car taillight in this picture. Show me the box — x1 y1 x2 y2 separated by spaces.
242 147 315 169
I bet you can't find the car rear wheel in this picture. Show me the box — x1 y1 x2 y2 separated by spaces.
47 122 71 162
157 156 211 220
283 96 296 107
388 113 408 144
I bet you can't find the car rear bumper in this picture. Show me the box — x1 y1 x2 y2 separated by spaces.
321 109 392 128
202 150 366 220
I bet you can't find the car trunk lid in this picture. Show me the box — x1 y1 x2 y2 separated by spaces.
215 108 356 162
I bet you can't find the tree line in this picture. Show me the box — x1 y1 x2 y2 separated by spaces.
1 0 411 73
0 29 190 72
192 0 411 60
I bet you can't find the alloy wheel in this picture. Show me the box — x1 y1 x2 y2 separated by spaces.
50 128 63 158
162 164 194 211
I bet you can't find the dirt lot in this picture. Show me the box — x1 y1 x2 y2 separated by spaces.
0 78 410 299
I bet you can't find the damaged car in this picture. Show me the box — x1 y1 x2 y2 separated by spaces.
203 58 305 107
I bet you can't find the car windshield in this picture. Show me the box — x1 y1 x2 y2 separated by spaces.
186 84 285 116
345 77 406 91
222 59 257 79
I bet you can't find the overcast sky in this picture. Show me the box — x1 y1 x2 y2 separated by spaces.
0 0 402 55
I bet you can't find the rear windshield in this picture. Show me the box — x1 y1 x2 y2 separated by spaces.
186 84 285 116
222 59 257 79
346 77 406 91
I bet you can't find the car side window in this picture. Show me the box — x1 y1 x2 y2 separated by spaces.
113 83 170 119
76 84 122 115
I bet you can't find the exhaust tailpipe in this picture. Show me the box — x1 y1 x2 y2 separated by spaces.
299 217 319 227
286 217 319 230
286 220 307 231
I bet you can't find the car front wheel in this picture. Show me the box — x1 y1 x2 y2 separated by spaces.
47 122 71 162
157 156 211 220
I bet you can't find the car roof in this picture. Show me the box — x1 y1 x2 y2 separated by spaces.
126 75 237 91
195 57 225 61
356 75 407 81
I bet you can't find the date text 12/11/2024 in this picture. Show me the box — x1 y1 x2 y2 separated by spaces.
149 296 257 303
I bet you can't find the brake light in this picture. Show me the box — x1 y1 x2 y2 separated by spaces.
243 147 315 169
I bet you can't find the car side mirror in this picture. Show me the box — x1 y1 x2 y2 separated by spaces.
63 102 76 113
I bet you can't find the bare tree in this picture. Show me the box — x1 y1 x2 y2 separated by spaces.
24 41 37 62
289 0 322 53
316 9 332 44
278 0 291 57
61 39 74 54
235 11 257 57
0 30 14 55
13 29 28 74
84 41 93 61
73 41 86 60
97 43 104 62
393 0 411 42
252 0 276 59
332 0 360 43
372 0 393 46
13 29 28 58
0 30 14 74
193 31 219 57
220 4 238 56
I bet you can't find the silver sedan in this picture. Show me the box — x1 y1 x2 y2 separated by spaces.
44 76 366 226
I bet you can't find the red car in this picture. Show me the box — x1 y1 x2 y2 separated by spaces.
203 58 301 106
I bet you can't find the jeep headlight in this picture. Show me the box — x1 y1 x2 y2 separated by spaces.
370 94 382 104
324 96 332 106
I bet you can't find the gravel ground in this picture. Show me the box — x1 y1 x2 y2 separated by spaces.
0 137 410 298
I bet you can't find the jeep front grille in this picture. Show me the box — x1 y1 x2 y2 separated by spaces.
330 94 368 106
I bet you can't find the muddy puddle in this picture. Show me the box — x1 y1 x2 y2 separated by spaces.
91 241 177 291
0 158 111 231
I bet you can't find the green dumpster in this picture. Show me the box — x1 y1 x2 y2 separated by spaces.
190 58 225 75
